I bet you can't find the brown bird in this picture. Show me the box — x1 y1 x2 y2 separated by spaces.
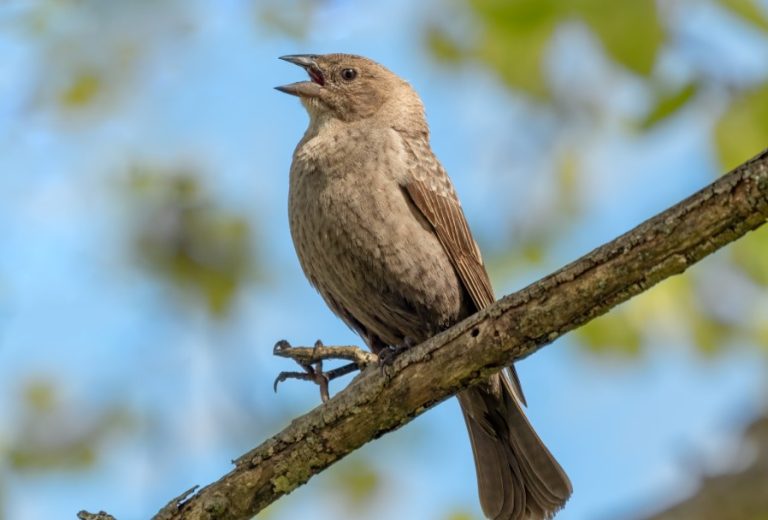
276 53 572 520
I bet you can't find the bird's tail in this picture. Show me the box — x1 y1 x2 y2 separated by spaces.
458 372 572 520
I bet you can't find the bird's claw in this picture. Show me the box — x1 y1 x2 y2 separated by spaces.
272 339 378 402
377 336 416 367
273 362 331 402
273 339 292 355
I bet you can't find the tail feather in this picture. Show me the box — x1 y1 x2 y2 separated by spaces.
458 373 572 520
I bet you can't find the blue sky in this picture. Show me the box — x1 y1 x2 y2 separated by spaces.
0 1 766 519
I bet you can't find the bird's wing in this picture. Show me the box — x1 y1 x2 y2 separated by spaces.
400 136 495 310
400 135 527 406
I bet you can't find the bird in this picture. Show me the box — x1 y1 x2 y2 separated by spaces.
276 53 572 520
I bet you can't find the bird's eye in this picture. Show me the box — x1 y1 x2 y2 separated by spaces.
341 68 357 81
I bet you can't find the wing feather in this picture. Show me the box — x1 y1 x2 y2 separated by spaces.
400 140 494 310
400 135 527 406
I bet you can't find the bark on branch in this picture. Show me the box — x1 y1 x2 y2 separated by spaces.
99 149 768 519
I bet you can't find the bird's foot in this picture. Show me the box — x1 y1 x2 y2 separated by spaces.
273 339 378 402
377 336 417 366
274 339 378 367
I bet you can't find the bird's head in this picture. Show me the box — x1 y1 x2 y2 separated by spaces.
276 53 427 134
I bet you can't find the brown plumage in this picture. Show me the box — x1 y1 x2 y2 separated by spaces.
277 53 572 519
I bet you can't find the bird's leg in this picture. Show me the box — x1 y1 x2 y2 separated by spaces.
272 339 378 402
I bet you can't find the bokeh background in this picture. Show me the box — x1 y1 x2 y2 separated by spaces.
1 1 768 519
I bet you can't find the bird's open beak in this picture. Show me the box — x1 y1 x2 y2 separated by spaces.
275 54 325 98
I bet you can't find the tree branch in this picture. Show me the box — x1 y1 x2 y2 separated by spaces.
87 149 768 519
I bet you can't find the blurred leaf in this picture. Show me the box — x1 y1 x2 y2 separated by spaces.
256 0 322 38
715 84 768 170
717 0 768 31
24 380 56 413
256 502 279 520
8 441 97 471
128 169 256 318
487 236 550 284
470 0 559 97
731 224 768 286
23 0 193 115
624 276 703 354
9 379 135 473
639 82 699 129
328 457 381 508
433 0 664 97
520 241 545 263
427 26 465 63
691 317 733 355
59 72 101 107
577 269 748 356
576 277 690 356
445 511 477 520
754 319 768 350
470 0 559 33
555 148 583 216
576 309 643 355
576 0 663 76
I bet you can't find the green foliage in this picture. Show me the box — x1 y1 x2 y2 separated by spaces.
59 71 102 107
575 270 754 356
576 310 642 355
732 225 768 287
445 510 477 520
127 168 257 318
692 317 735 356
327 457 381 509
470 0 558 98
576 0 662 76
21 0 189 115
755 319 768 350
429 0 663 97
426 26 465 63
715 85 768 170
7 379 134 472
428 0 768 146
639 82 699 130
256 0 323 38
716 0 768 31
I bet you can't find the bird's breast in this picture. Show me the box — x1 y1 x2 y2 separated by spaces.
289 129 420 274
287 125 468 343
